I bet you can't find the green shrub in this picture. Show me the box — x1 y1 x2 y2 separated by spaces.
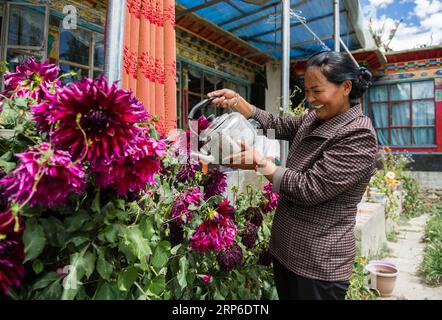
421 207 442 286
345 255 378 300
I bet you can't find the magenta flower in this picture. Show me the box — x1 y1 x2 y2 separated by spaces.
198 115 211 132
170 187 203 224
0 210 25 295
198 274 213 284
260 182 280 213
30 87 58 132
48 76 148 165
94 133 166 196
3 57 60 100
189 199 237 253
176 160 201 183
201 168 227 200
0 143 86 208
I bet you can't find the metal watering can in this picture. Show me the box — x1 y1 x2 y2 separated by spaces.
188 97 279 165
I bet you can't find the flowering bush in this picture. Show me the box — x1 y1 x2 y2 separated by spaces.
367 146 424 219
0 58 279 300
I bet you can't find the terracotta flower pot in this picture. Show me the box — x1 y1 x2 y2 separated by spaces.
365 263 398 297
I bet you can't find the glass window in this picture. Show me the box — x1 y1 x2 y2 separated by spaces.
94 33 104 69
367 81 435 146
188 66 202 94
412 81 434 99
8 5 45 47
60 63 89 84
369 85 387 102
390 83 410 101
370 103 389 128
391 102 410 126
60 27 91 66
412 101 434 126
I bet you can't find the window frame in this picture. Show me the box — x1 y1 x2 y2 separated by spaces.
58 22 103 79
2 2 49 60
367 79 436 147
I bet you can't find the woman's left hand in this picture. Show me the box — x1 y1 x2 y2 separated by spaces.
223 141 264 170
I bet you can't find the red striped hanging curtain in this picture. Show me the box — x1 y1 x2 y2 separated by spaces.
122 0 177 134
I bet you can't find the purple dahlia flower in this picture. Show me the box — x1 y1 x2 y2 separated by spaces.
3 57 60 100
0 210 25 295
189 199 237 253
170 187 203 224
48 76 149 165
260 182 280 213
0 142 86 208
217 243 243 272
201 168 227 200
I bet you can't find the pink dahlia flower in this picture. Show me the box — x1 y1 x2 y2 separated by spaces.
170 187 203 224
189 199 237 253
3 57 59 100
0 142 86 208
49 76 148 165
30 86 58 132
0 210 25 295
260 182 280 213
94 133 166 196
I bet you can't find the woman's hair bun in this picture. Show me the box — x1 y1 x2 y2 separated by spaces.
358 67 372 81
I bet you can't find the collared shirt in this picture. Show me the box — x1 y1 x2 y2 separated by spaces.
251 105 378 281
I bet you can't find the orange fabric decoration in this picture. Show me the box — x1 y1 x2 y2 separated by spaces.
122 0 177 135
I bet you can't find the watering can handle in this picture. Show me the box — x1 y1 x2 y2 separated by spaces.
188 96 227 120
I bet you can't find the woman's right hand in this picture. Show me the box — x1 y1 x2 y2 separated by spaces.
207 89 254 119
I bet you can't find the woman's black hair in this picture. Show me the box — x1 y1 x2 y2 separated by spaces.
306 51 372 103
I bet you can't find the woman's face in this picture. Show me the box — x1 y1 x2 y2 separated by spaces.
304 66 352 121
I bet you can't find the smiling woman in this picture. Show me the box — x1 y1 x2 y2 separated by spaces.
208 51 378 300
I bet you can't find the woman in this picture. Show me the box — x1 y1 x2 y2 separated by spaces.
207 51 378 300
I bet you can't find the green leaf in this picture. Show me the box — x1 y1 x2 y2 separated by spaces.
32 259 44 274
32 272 60 290
83 251 96 280
177 256 188 290
0 159 16 173
120 227 152 269
117 267 138 292
96 252 113 281
213 288 225 300
151 241 171 271
37 279 62 300
13 97 28 108
66 235 89 248
23 219 46 262
92 189 101 214
187 203 198 211
148 275 166 296
140 216 155 240
61 251 86 300
94 281 121 300
170 244 182 255
65 212 91 232
98 225 119 244
0 102 19 125
39 217 68 248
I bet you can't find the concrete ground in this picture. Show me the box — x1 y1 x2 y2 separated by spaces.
380 214 442 300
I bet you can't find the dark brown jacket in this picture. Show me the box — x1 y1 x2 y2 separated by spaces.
252 105 378 281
